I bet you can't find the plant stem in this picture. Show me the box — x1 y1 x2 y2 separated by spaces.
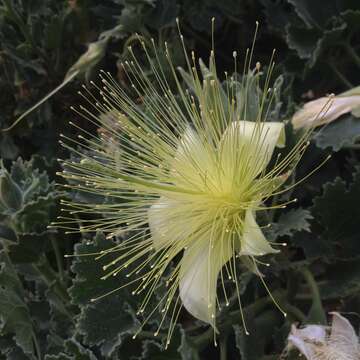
50 236 65 284
300 268 320 305
328 61 353 89
219 336 228 360
32 331 42 360
300 267 326 324
283 303 307 322
345 44 360 69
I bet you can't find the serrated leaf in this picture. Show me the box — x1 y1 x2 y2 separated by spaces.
70 233 139 357
141 338 181 360
311 167 360 259
314 114 360 151
0 336 29 360
0 250 36 356
272 208 313 238
287 0 339 28
44 338 98 360
14 193 59 234
0 168 23 212
286 24 320 59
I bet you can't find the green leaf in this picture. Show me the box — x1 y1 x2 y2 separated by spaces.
314 114 360 151
0 250 36 356
287 0 338 28
286 24 320 59
0 166 23 212
44 338 98 360
0 336 29 360
0 157 61 234
14 193 59 234
311 167 360 259
70 233 139 357
271 208 313 238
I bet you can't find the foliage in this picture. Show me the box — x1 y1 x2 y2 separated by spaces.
1 0 360 359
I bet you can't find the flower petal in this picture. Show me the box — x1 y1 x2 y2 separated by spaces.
288 324 326 359
148 197 172 250
240 210 278 256
292 94 360 129
148 196 202 250
220 120 285 178
179 235 233 326
329 312 359 349
172 126 216 190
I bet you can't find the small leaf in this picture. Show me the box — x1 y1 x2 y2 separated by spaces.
273 208 313 238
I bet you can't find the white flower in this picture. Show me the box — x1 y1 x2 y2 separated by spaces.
287 312 360 360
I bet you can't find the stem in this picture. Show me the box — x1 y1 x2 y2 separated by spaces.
328 61 353 89
300 267 326 324
344 44 360 69
219 336 227 360
50 236 65 284
32 331 42 360
300 268 320 304
283 303 306 322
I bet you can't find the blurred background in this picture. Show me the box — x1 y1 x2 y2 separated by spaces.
1 1 360 359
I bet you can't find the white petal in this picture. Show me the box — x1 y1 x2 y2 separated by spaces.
240 210 278 256
292 95 360 129
220 120 285 177
148 197 172 250
288 324 326 359
329 312 359 349
148 197 191 250
179 235 233 326
172 126 215 189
